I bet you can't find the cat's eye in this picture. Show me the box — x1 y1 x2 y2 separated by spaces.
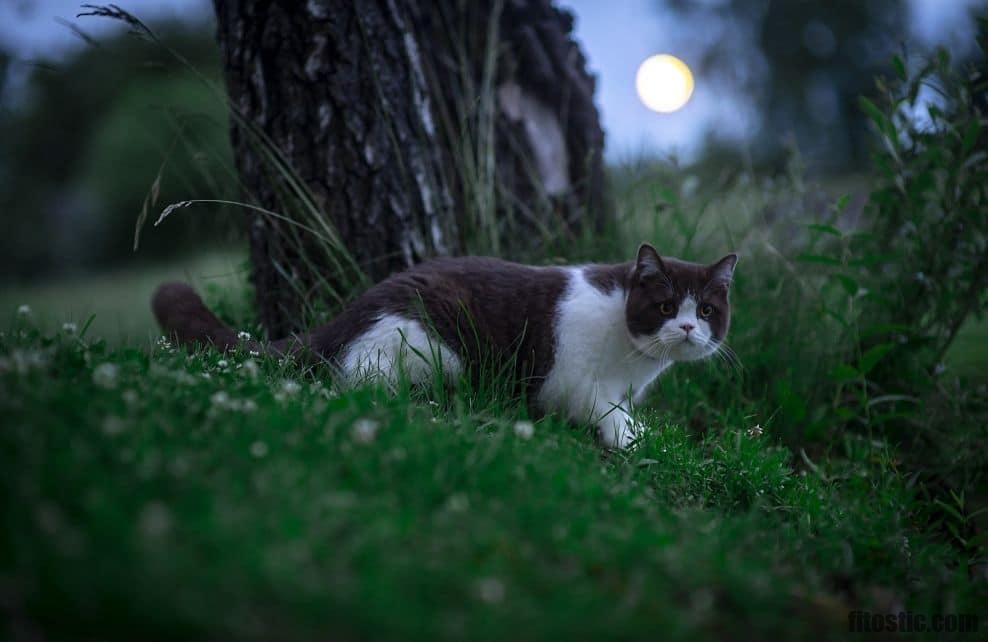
659 301 675 315
699 303 714 318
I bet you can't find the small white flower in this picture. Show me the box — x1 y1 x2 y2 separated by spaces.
3 349 48 374
138 501 172 538
747 424 764 438
351 418 380 444
476 577 505 604
92 363 119 389
155 335 173 351
16 304 31 317
210 391 231 407
274 379 301 402
513 420 535 440
237 330 252 341
61 322 77 334
241 359 260 379
102 415 127 436
250 440 269 458
217 359 229 369
249 350 260 357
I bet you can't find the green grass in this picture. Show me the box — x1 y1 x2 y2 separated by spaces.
0 249 248 345
1 302 984 641
947 316 988 380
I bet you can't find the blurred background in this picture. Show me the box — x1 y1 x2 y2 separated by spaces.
0 0 985 337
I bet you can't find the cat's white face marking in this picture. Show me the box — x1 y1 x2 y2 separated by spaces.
630 295 717 362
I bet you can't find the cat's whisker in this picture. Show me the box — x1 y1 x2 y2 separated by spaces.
712 342 744 377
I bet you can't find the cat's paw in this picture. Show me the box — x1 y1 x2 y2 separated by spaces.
597 411 638 450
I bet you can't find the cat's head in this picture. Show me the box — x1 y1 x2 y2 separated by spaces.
625 243 738 362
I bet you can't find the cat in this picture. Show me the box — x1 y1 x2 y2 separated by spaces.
152 243 737 449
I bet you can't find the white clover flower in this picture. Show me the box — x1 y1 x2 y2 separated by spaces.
237 330 252 341
5 349 48 374
513 420 535 440
351 418 380 444
446 493 469 512
274 379 302 401
476 577 505 604
241 359 260 379
210 391 231 407
138 501 172 538
102 415 127 436
16 304 31 317
250 440 269 458
217 359 229 369
92 363 119 389
61 322 77 334
249 350 260 357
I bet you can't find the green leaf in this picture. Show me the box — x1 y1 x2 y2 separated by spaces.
833 193 850 213
961 119 981 155
859 96 895 140
830 274 859 296
892 55 907 80
796 253 841 266
858 344 895 375
829 364 860 383
808 224 842 237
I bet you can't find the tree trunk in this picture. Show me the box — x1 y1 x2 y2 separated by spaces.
213 0 607 337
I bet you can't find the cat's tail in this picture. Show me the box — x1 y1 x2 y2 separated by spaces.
151 282 245 351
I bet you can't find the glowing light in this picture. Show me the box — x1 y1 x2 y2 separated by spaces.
635 54 694 113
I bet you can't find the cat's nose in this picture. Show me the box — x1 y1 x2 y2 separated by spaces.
679 323 695 334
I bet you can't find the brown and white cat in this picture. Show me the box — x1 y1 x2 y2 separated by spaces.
152 243 737 448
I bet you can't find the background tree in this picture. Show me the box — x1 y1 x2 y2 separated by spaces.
212 0 608 337
659 0 907 170
0 22 234 278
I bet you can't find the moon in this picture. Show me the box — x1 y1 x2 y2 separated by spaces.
636 54 694 113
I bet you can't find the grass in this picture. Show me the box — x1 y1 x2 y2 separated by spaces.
0 249 248 345
1 279 985 640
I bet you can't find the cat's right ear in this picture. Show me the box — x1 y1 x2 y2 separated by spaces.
635 243 665 280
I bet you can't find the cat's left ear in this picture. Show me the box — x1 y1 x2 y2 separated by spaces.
709 253 739 286
635 243 665 279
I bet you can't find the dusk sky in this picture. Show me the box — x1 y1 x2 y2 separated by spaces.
1 0 984 160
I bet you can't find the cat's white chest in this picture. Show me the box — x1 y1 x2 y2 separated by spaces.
539 269 669 429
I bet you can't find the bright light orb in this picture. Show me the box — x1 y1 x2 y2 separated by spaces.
636 54 694 113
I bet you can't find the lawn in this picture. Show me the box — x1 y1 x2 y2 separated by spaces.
1 251 985 640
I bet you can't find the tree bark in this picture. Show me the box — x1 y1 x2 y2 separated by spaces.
213 0 607 337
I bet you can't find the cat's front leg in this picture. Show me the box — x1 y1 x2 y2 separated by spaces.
597 405 638 450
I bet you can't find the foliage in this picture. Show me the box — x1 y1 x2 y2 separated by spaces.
0 20 236 278
657 0 909 168
0 317 984 640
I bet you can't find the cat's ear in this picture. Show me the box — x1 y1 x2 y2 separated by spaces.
635 243 665 280
709 253 739 286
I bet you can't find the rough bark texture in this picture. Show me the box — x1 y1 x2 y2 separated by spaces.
213 0 606 337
